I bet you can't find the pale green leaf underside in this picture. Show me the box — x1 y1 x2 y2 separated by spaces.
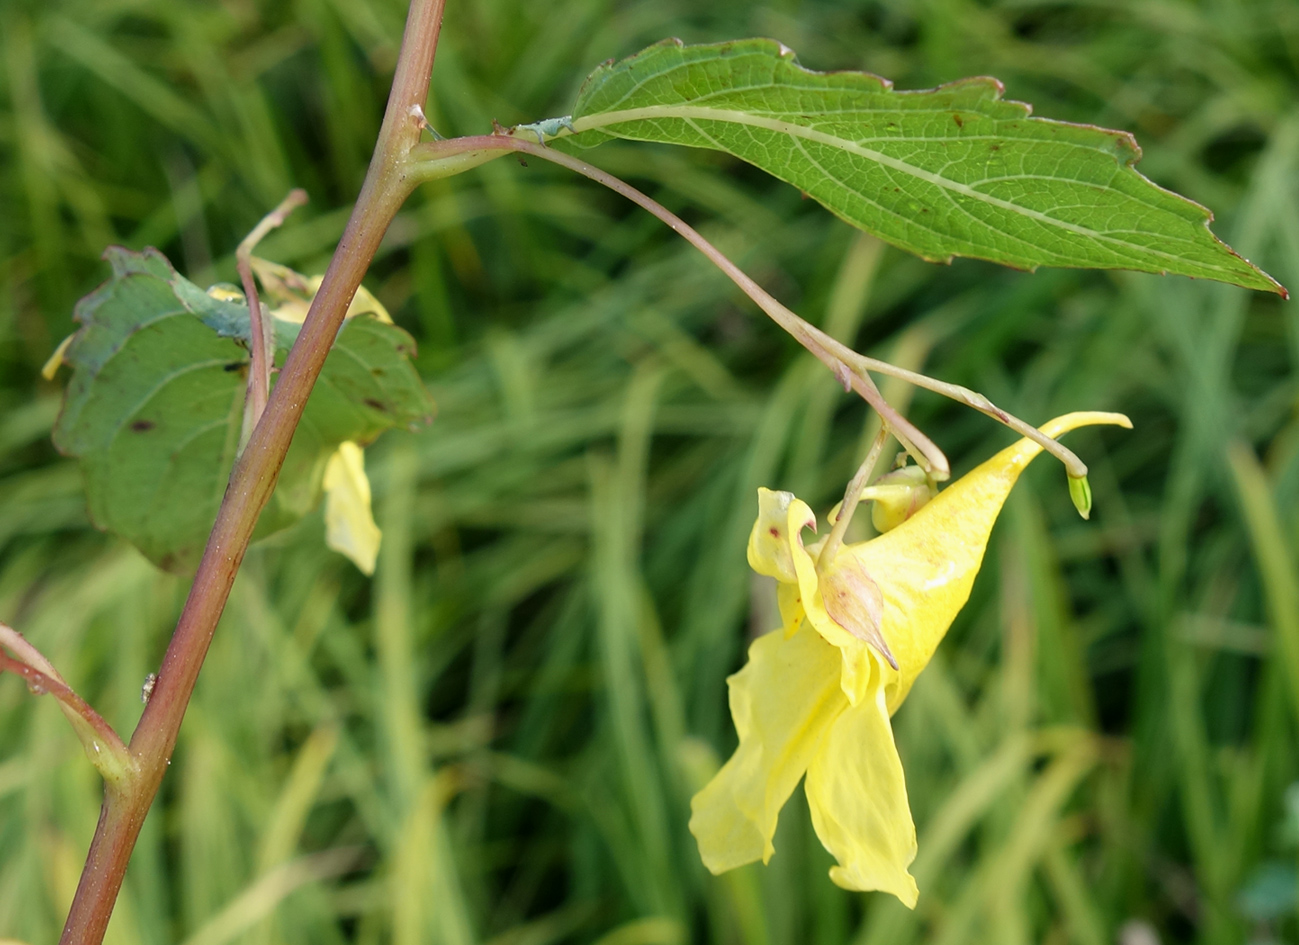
549 38 1282 294
54 247 434 573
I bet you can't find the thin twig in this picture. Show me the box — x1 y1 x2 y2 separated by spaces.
236 188 309 440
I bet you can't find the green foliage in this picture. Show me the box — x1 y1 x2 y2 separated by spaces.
52 247 433 573
1 1 1297 944
558 38 1282 293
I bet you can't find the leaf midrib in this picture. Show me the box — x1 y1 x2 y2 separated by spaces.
569 105 1228 273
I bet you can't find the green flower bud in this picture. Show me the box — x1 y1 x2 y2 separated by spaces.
1068 474 1092 520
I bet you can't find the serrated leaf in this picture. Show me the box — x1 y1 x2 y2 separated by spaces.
546 38 1282 294
53 247 434 573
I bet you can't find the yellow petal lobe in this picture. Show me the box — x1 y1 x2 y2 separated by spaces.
747 488 815 583
689 621 845 872
805 675 918 907
322 442 382 575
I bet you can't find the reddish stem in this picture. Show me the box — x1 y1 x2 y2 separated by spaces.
57 2 446 942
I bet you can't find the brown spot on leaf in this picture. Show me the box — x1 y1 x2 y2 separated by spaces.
953 113 964 128
364 398 387 411
131 420 155 432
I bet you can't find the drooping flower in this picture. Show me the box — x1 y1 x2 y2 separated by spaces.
689 411 1130 906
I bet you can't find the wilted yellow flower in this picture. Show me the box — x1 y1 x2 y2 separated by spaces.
689 411 1130 906
322 441 382 575
246 258 392 575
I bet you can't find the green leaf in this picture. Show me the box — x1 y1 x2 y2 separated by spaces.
53 247 434 573
549 38 1283 294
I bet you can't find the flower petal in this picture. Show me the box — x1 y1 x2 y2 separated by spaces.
805 674 918 908
323 441 382 575
689 621 846 872
41 334 75 381
850 411 1131 709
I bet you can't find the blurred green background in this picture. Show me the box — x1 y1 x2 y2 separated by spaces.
2 0 1298 942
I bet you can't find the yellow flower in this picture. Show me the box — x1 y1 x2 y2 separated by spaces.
688 411 1130 906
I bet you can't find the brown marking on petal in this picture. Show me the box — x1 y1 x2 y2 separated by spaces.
769 527 780 538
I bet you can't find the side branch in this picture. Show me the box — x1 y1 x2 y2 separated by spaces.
0 624 132 779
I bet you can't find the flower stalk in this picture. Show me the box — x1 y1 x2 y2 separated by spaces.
820 427 889 567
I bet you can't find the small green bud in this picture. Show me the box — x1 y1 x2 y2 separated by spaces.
1068 474 1092 520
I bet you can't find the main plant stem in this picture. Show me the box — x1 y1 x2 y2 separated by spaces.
58 2 445 941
